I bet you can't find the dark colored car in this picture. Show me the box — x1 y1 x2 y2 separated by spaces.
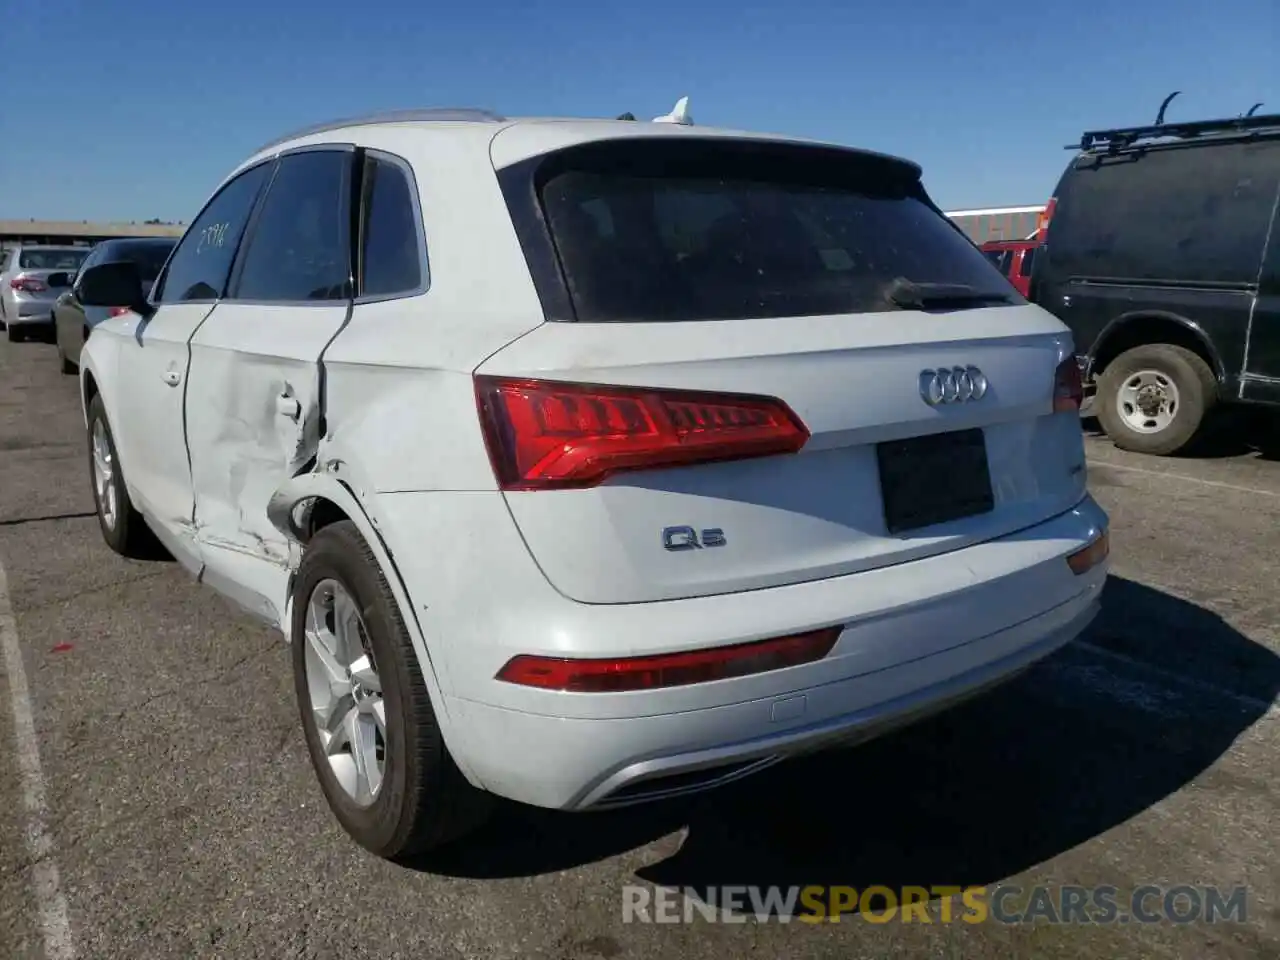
1030 108 1280 456
50 237 177 373
980 238 1040 298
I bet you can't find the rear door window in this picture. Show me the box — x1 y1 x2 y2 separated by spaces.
232 149 353 302
534 140 1017 322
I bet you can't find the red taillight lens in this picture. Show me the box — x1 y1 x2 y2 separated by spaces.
474 376 810 490
1036 198 1057 238
10 276 47 293
1053 356 1084 413
496 627 842 692
107 306 131 317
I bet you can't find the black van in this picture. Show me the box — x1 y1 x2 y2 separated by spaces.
1030 108 1280 455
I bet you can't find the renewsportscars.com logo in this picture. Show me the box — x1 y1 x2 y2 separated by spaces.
621 884 1250 925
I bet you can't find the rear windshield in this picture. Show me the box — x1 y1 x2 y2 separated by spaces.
534 140 1015 322
113 242 176 282
18 248 88 270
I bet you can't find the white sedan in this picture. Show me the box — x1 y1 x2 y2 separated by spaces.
73 102 1110 860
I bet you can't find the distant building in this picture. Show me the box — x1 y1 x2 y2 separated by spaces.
945 205 1046 244
0 219 186 249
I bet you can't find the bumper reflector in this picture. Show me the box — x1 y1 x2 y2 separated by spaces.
1066 531 1109 575
496 627 842 693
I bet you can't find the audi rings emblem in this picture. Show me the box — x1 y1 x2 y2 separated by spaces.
919 366 988 406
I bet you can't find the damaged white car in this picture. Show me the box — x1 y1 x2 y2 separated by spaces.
73 102 1110 860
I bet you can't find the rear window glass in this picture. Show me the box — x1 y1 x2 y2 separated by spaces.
19 249 88 270
535 141 1016 322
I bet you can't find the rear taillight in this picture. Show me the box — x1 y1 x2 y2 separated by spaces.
1067 531 1109 575
1036 198 1057 238
10 276 46 293
474 376 810 490
107 306 131 317
1053 356 1084 413
496 627 842 692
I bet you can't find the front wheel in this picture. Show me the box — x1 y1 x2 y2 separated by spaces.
1096 344 1217 456
291 520 491 860
86 394 153 556
6 324 22 343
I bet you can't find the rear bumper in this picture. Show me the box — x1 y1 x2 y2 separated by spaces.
8 302 54 324
375 489 1109 809
447 591 1098 809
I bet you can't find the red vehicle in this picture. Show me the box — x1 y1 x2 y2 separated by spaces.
980 238 1040 297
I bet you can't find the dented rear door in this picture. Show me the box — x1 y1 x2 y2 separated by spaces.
183 147 355 581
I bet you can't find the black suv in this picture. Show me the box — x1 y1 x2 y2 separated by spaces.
1030 105 1280 455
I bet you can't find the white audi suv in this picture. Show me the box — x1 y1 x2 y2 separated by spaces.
72 103 1110 860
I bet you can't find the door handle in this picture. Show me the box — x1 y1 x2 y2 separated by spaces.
162 370 181 387
276 394 301 421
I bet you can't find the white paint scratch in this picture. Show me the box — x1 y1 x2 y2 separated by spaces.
0 559 75 959
1089 459 1280 499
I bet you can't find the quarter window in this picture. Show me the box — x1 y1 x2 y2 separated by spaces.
234 150 353 302
359 155 424 297
155 162 271 303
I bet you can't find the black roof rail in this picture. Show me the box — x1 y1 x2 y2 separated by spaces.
1069 111 1280 153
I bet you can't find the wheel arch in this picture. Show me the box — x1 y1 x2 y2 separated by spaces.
80 366 99 426
1090 312 1223 387
265 472 478 785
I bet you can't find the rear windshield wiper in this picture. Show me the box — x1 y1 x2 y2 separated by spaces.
884 277 1014 310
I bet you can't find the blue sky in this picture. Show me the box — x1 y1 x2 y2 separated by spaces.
2 0 1275 223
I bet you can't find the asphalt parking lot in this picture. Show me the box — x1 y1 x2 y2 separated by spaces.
1 330 1277 960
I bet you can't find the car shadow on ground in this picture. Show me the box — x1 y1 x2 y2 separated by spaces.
412 575 1280 909
1083 410 1280 462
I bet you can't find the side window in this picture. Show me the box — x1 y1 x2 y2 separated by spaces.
234 150 352 302
1019 246 1037 277
72 246 101 285
156 163 271 303
359 155 424 298
985 249 1012 274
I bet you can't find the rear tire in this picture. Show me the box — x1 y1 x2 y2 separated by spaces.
86 394 154 557
1096 343 1216 456
7 324 22 342
291 520 491 861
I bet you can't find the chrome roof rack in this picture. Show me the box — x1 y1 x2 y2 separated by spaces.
255 107 506 153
